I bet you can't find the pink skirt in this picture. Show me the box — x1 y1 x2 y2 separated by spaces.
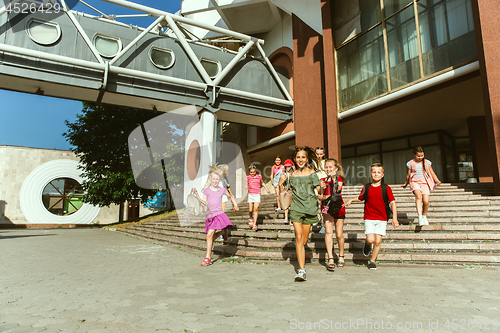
205 212 233 233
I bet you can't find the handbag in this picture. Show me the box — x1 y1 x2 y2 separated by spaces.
322 176 342 215
279 172 293 210
186 188 210 216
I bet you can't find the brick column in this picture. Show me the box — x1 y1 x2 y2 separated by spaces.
321 0 341 160
472 0 500 194
292 15 325 149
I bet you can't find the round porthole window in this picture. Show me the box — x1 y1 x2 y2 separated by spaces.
200 58 221 78
42 178 84 216
149 46 175 69
26 18 61 45
93 34 122 58
20 160 100 224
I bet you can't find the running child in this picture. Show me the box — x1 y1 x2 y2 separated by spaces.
192 165 239 266
280 147 321 281
402 147 441 226
281 159 295 224
318 158 345 271
246 165 271 231
344 163 399 270
271 156 284 211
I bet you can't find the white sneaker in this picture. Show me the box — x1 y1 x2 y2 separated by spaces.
418 215 424 226
422 216 429 225
294 269 307 281
275 207 282 211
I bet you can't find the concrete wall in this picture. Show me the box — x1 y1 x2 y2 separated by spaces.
0 146 124 225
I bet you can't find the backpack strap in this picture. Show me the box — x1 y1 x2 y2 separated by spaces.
381 184 392 221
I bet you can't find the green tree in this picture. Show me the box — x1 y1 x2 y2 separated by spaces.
64 102 184 216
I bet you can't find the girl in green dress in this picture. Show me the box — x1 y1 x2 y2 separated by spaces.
280 146 321 281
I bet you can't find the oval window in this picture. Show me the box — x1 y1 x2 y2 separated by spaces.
26 19 61 45
93 34 122 58
42 178 84 216
149 46 175 69
200 58 221 78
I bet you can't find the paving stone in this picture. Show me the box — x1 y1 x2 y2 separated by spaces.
1 229 500 332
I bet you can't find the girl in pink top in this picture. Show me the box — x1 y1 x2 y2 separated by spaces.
402 147 441 226
193 166 239 266
271 156 284 212
246 165 271 231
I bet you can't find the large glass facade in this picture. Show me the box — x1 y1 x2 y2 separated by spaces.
341 131 454 185
336 0 477 110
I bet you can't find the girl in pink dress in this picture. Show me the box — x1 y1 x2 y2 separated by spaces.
402 147 441 226
193 166 239 266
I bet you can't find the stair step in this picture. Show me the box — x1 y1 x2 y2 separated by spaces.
116 183 500 265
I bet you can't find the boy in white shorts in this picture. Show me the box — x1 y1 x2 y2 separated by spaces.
344 163 399 270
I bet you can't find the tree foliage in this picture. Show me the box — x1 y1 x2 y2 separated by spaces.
64 102 184 207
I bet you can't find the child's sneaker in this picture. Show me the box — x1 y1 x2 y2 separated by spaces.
422 216 429 225
362 242 372 257
368 261 377 270
294 269 307 281
418 215 424 226
275 207 282 211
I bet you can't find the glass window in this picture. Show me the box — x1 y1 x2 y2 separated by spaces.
337 25 387 109
200 58 221 78
357 142 380 155
384 0 413 17
387 6 421 89
42 178 84 216
418 0 477 76
382 148 413 184
410 132 439 147
341 146 356 158
149 47 175 69
360 0 382 31
93 34 121 58
382 138 409 151
26 19 61 45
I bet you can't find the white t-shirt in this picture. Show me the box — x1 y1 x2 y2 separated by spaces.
407 160 431 179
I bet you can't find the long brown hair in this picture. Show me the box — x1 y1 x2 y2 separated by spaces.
293 146 319 171
324 158 344 178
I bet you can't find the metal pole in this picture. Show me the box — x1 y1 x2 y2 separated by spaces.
164 15 213 85
100 0 265 45
212 40 255 86
256 43 293 103
109 15 165 66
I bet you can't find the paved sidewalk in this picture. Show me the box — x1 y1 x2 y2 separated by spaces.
1 229 499 333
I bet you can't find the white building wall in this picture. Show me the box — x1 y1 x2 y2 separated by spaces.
0 146 122 225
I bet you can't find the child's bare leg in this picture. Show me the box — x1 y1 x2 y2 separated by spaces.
323 217 334 259
335 218 345 258
284 209 289 223
422 194 430 215
248 203 254 223
414 190 423 216
370 234 383 263
253 202 260 225
205 230 217 259
274 186 281 209
294 222 311 269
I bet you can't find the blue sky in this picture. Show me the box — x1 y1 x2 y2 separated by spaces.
0 0 182 150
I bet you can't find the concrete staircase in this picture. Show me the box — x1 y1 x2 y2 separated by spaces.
115 183 500 266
